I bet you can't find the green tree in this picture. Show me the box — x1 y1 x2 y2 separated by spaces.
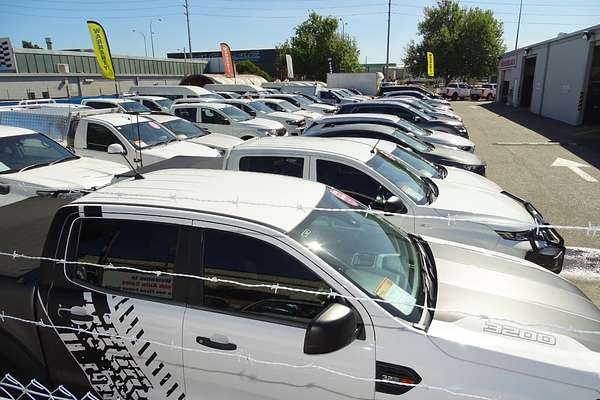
404 0 505 82
235 60 272 81
278 12 361 81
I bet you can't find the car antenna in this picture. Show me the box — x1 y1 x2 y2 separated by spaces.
371 138 381 154
134 112 144 170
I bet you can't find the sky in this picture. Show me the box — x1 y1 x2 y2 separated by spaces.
1 0 599 64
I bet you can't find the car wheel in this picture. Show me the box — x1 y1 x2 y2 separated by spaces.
486 93 493 101
451 92 458 101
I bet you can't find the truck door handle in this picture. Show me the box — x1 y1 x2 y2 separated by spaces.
196 335 237 351
58 306 93 323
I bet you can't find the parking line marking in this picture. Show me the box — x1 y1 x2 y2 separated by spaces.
494 142 575 146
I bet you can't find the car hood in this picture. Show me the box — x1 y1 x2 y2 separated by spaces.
427 238 600 388
5 157 128 190
238 117 284 130
428 117 464 127
294 110 322 120
442 167 502 192
189 133 243 150
426 131 474 147
268 111 304 122
144 140 221 159
429 145 483 165
306 104 337 112
430 181 534 228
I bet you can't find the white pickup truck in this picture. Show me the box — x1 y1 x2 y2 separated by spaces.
215 136 566 273
0 108 220 169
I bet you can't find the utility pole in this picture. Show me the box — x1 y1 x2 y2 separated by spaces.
184 0 193 61
514 0 523 50
150 18 162 58
385 0 392 81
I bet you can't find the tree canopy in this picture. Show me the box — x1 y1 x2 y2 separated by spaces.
403 0 506 82
278 12 362 81
235 60 272 81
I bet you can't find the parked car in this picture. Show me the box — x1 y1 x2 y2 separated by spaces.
263 94 338 115
225 137 565 272
171 102 287 140
143 114 243 151
338 101 469 137
470 83 497 101
253 98 322 125
306 113 476 152
379 84 441 98
316 89 361 105
81 98 151 114
128 96 174 113
303 123 486 174
377 97 462 121
381 91 452 109
444 83 472 100
129 85 219 101
221 99 307 135
0 125 128 207
215 91 242 99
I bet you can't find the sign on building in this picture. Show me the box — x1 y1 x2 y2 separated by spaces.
499 56 517 69
0 38 17 73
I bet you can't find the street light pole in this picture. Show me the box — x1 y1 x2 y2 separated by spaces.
184 0 193 60
338 18 346 38
150 18 162 58
514 0 524 50
132 29 147 57
385 0 392 80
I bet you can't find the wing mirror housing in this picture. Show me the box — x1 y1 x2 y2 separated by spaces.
304 303 357 355
107 143 126 155
384 196 407 215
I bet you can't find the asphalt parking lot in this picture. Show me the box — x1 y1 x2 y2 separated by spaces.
453 101 600 306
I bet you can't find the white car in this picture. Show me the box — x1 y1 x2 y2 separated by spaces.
263 94 338 115
128 96 174 113
81 98 151 113
221 99 307 135
171 102 287 140
444 83 471 101
0 125 127 206
225 137 566 273
143 114 243 151
471 83 497 101
253 98 322 125
46 168 599 400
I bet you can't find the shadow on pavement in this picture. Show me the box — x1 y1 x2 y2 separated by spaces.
476 101 600 169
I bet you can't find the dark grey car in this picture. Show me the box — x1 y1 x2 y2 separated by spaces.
303 123 486 175
338 101 469 137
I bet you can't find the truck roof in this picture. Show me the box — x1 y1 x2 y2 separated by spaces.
75 169 326 233
86 113 154 127
0 125 38 138
127 95 169 101
232 136 376 163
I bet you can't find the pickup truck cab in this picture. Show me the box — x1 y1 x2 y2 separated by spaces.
0 169 596 399
81 98 151 114
0 125 127 207
263 94 338 115
253 99 323 125
470 83 497 101
127 95 174 113
444 83 471 101
221 99 307 135
224 137 565 272
171 102 287 140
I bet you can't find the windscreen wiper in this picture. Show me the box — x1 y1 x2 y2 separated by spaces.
19 162 51 172
49 155 78 165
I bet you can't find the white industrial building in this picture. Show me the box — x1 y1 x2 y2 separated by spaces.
497 24 600 126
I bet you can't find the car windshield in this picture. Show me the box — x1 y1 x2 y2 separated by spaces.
390 146 445 179
301 94 324 103
292 96 312 106
0 132 77 174
390 129 433 152
220 106 252 122
402 104 432 121
156 98 173 109
395 119 431 137
289 188 426 323
161 118 208 139
120 101 151 113
366 151 431 204
277 101 300 112
249 101 275 113
116 121 178 149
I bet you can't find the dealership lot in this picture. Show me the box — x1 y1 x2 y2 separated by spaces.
454 101 600 304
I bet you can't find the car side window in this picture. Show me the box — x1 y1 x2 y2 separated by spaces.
70 219 182 301
316 159 392 208
143 100 161 111
198 229 331 325
85 102 114 109
86 123 122 151
201 108 227 124
320 91 334 99
239 156 304 178
241 104 256 116
174 107 197 123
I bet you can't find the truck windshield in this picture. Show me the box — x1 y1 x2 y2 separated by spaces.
289 188 426 324
120 101 151 113
116 121 178 149
161 118 208 139
0 133 77 174
249 101 275 114
221 106 252 122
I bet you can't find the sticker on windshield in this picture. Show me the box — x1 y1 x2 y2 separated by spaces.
131 139 147 148
374 277 416 315
329 187 359 207
0 162 9 172
148 121 161 129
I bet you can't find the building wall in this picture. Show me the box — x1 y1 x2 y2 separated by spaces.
529 46 548 115
168 49 277 76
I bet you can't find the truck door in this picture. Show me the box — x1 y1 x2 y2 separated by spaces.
237 154 309 179
182 224 376 399
76 121 135 168
45 215 190 400
198 107 239 137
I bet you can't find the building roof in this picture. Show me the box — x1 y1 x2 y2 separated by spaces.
75 169 327 233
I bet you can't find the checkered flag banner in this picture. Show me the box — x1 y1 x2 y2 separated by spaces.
0 38 17 73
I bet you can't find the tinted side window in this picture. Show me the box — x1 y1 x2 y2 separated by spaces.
200 229 331 324
143 100 161 111
239 156 304 178
71 219 181 301
86 123 121 151
174 107 197 122
201 108 227 124
317 159 391 207
85 102 115 109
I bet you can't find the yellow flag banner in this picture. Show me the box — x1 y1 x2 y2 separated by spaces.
427 52 435 77
87 20 116 80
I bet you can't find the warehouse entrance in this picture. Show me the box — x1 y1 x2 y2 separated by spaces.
520 57 537 108
584 44 600 124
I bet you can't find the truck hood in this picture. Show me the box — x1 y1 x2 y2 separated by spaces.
238 117 283 130
430 181 534 228
429 145 483 166
143 140 220 160
426 130 474 147
5 157 127 190
189 133 243 150
427 238 600 388
442 167 502 192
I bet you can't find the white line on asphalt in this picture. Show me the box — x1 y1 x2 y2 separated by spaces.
494 142 570 145
552 157 598 183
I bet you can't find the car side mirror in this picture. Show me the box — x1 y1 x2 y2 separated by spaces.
304 303 357 355
384 196 407 215
107 143 126 155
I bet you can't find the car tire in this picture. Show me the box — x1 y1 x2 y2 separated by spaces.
487 93 493 101
451 92 458 101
